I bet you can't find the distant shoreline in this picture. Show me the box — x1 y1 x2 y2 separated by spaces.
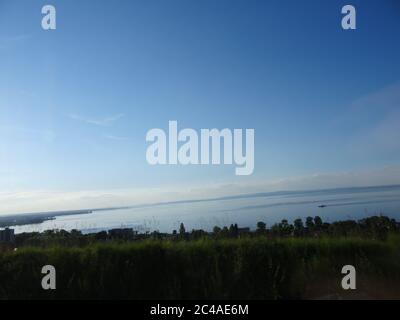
0 209 94 228
0 206 135 229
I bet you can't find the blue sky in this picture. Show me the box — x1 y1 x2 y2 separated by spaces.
0 0 400 213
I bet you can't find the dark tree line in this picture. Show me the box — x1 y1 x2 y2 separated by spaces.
6 215 400 248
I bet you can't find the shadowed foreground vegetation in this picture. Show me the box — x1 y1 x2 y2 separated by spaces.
0 215 400 300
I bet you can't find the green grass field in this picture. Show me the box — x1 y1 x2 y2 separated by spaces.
1 236 399 300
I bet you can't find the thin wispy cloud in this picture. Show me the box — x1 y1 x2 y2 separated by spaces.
350 82 400 112
346 82 400 156
103 134 129 141
69 113 124 126
0 125 56 143
0 34 31 49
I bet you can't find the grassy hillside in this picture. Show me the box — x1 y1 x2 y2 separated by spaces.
1 236 399 299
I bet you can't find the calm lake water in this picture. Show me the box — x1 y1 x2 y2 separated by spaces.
13 185 400 234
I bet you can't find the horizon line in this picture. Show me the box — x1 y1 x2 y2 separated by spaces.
1 183 400 218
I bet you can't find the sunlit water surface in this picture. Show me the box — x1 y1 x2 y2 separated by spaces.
13 185 400 234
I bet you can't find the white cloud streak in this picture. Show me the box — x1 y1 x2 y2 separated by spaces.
69 113 124 126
